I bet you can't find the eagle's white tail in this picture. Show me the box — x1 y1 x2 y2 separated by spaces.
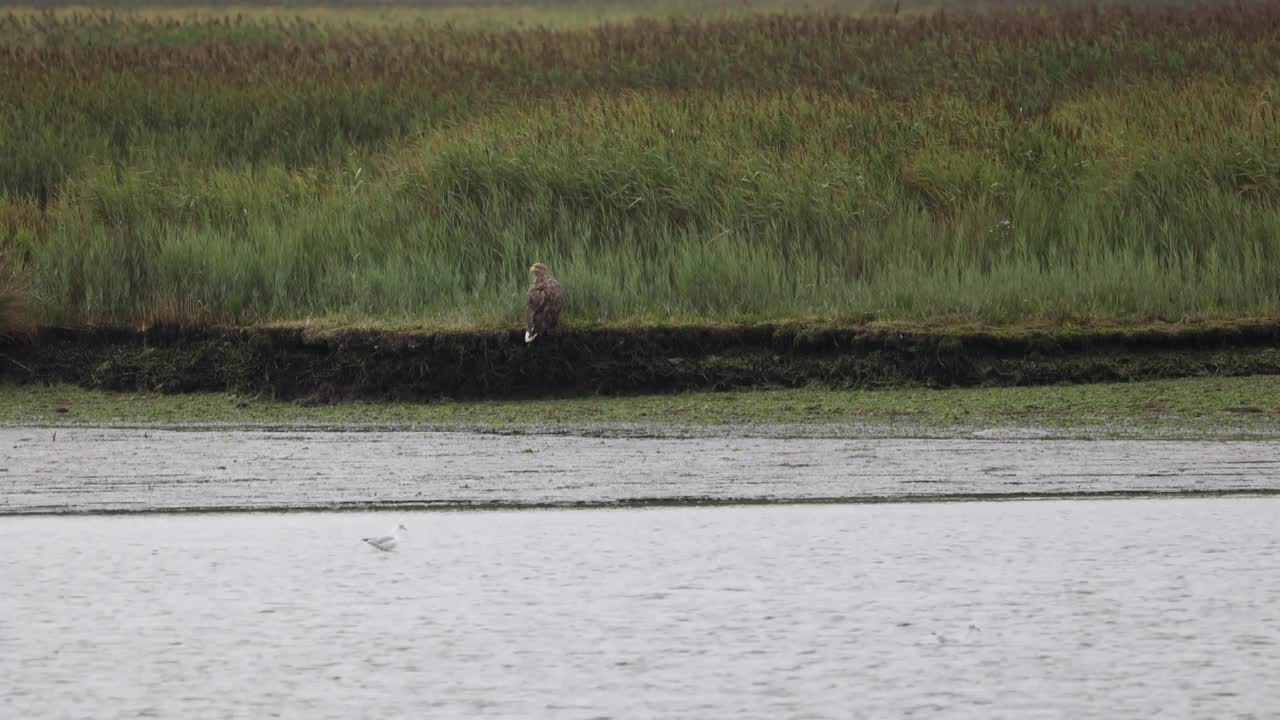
525 330 537 343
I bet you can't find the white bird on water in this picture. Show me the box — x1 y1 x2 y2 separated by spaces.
362 523 407 552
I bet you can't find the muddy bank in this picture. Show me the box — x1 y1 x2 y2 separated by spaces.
4 428 1279 514
2 322 1279 400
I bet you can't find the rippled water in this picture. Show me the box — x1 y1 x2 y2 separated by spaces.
5 429 1280 512
3 498 1278 718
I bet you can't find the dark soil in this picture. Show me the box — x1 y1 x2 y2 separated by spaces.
2 322 1279 401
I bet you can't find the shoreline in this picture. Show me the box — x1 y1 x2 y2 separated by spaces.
3 374 1279 441
8 491 1280 518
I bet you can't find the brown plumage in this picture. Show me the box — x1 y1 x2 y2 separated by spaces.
525 262 564 343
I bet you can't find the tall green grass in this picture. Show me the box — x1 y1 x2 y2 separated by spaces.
2 3 1279 328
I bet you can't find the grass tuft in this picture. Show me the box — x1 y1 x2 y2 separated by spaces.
0 264 27 335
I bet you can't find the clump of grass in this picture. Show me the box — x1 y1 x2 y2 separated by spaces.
0 292 16 334
0 259 28 335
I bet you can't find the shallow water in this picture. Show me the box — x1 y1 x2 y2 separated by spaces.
3 429 1280 513
2 499 1279 718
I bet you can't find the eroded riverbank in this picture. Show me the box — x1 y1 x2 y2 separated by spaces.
3 322 1280 400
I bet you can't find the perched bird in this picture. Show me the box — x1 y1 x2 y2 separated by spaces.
525 262 564 343
362 523 407 552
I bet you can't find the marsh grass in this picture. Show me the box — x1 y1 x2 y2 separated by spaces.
0 290 17 334
4 375 1280 439
0 253 27 334
2 3 1280 328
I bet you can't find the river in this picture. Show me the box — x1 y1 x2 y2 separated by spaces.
2 429 1278 717
3 501 1278 718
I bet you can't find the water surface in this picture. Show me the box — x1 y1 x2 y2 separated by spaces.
4 429 1280 513
3 499 1278 718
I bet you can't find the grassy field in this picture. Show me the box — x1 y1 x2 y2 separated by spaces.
2 1 1279 332
0 1 1217 24
3 375 1279 438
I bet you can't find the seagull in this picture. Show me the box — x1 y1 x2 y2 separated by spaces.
362 523 407 552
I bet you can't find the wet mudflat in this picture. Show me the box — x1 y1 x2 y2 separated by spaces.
2 429 1280 514
3 499 1279 718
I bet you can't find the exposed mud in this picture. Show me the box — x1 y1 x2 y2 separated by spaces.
3 428 1278 514
2 322 1279 400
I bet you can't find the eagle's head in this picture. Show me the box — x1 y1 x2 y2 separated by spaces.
529 262 551 278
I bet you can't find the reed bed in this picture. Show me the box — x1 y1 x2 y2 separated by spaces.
2 2 1279 328
0 250 25 333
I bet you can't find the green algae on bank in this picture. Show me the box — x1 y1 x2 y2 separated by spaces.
2 376 1278 440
